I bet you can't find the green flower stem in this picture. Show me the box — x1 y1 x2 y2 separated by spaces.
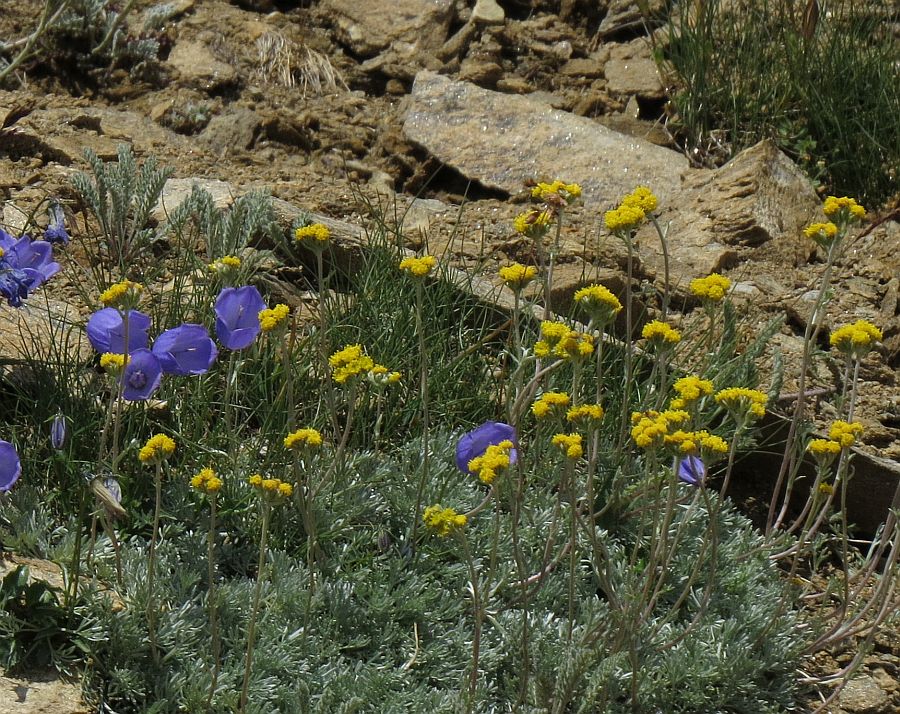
459 533 482 710
240 503 271 714
616 232 636 452
204 494 220 712
544 210 563 320
409 280 430 549
317 249 341 440
146 461 164 666
717 422 745 499
648 214 670 320
564 459 578 641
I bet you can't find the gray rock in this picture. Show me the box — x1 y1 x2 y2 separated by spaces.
0 671 88 713
199 109 262 155
472 0 504 25
167 40 237 92
403 71 688 204
839 675 891 713
151 177 237 224
604 39 665 100
322 0 455 57
0 297 91 367
598 0 667 37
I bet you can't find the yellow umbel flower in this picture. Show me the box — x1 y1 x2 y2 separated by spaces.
534 321 593 360
665 429 728 458
284 427 323 450
259 304 290 333
566 403 605 426
604 204 645 233
531 391 571 419
830 319 882 359
100 279 143 309
467 440 515 485
822 196 866 222
714 387 767 421
642 320 681 346
399 255 437 278
209 255 241 272
690 273 731 303
191 467 223 495
803 222 839 249
513 209 552 238
423 505 467 537
828 420 863 448
818 483 835 496
531 179 582 204
294 223 331 249
100 352 128 373
807 438 842 468
499 263 538 291
551 433 583 460
621 186 658 213
368 364 402 387
671 376 714 410
139 434 176 465
329 344 375 384
249 474 293 502
574 284 622 324
631 409 690 449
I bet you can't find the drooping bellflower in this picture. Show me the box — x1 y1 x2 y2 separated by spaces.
152 323 218 375
0 230 60 307
86 308 151 354
455 421 518 473
214 285 266 350
0 440 21 492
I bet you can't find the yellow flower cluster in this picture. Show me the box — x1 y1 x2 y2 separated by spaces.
190 467 223 495
513 209 552 238
574 284 622 323
294 223 331 245
100 352 128 373
604 204 646 233
368 364 402 387
690 273 731 302
551 433 583 460
531 391 570 419
807 438 842 466
714 388 767 420
329 344 375 384
642 320 681 346
399 255 437 278
664 429 729 457
499 262 538 290
248 473 293 500
259 304 290 333
671 376 714 410
423 505 467 537
828 420 863 448
467 440 515 485
284 427 323 450
830 319 882 358
534 321 593 360
531 179 582 204
823 196 866 221
622 186 658 213
803 222 839 248
566 403 605 426
139 433 176 464
631 409 690 449
100 279 143 308
209 255 241 272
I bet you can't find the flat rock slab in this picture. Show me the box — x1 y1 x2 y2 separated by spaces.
322 0 455 56
0 671 87 714
0 298 90 366
403 71 688 205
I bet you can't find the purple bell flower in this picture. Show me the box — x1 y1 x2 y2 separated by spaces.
214 285 266 351
44 203 69 245
152 323 218 375
678 456 706 486
456 421 518 473
121 348 163 401
0 440 21 492
50 413 68 451
86 308 151 354
0 230 60 307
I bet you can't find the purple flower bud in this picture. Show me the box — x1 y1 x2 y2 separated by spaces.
121 348 163 401
678 456 706 486
86 308 151 354
455 422 518 473
214 285 266 351
0 440 21 492
44 203 69 245
152 323 218 375
51 413 68 450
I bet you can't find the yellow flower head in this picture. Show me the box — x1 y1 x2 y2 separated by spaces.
499 263 538 291
818 482 835 496
467 440 515 485
642 320 681 347
531 391 570 419
631 409 690 450
672 376 714 409
566 403 605 426
284 427 323 451
423 505 467 538
830 320 882 359
534 321 593 360
249 474 292 503
209 255 241 272
531 179 582 205
100 279 143 309
807 438 842 467
259 303 290 333
714 387 767 421
551 433 583 460
828 420 863 449
329 344 375 384
513 209 553 238
621 186 658 214
294 223 331 250
368 364 402 387
690 273 731 303
574 284 622 324
100 352 128 374
139 433 176 465
803 222 839 249
191 467 223 495
822 196 866 223
604 204 645 233
399 255 437 278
